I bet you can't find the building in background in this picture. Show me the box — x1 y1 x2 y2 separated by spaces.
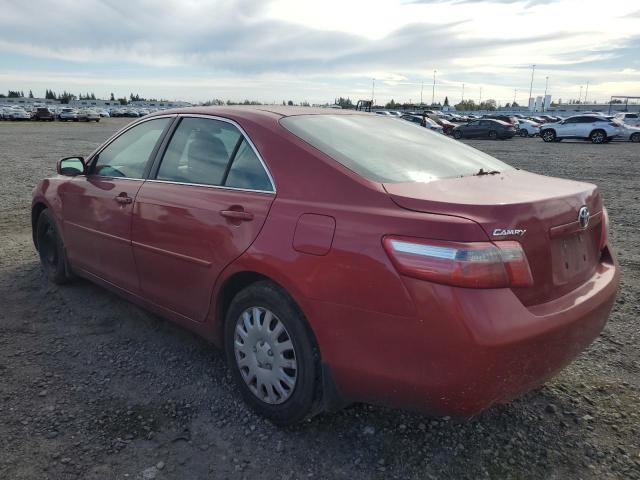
528 97 535 111
1 97 60 106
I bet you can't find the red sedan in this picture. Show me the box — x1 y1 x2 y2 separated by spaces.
32 107 619 425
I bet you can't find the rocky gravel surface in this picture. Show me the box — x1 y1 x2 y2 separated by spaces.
0 118 638 479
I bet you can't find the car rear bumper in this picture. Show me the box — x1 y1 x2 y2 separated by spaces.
313 247 619 417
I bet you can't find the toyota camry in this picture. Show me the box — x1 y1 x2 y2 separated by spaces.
32 107 619 425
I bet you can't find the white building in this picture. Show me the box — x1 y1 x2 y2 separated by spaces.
129 100 191 108
1 97 60 106
69 99 122 109
528 97 535 111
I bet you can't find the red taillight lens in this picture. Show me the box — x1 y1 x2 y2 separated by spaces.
382 236 533 288
600 207 609 250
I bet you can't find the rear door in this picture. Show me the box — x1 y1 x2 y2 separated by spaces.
61 117 173 293
131 116 276 321
465 120 483 137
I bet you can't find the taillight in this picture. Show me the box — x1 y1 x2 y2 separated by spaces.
600 207 609 250
383 236 533 288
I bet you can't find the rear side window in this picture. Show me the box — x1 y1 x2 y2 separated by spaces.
281 114 510 183
93 118 171 178
157 117 241 186
156 117 274 191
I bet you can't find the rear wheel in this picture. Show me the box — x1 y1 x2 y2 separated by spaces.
36 209 73 284
488 130 498 140
453 130 463 139
519 129 529 137
541 129 556 142
590 129 606 144
224 281 319 425
630 132 640 143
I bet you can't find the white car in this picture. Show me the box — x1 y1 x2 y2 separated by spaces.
540 115 620 144
617 124 640 143
8 108 31 120
614 112 640 128
77 109 100 122
375 110 392 116
59 108 79 121
517 119 541 137
97 109 110 117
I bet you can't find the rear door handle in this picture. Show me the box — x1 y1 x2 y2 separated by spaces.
220 209 254 221
115 194 133 205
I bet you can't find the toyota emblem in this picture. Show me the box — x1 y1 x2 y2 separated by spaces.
578 206 590 229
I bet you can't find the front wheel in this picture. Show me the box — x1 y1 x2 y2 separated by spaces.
631 132 640 143
488 130 498 140
36 210 73 284
225 281 319 425
541 129 556 142
453 130 463 139
519 129 529 137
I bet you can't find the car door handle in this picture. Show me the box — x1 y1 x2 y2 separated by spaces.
115 194 133 205
220 209 254 221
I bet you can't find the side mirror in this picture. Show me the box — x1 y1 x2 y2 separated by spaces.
57 156 86 176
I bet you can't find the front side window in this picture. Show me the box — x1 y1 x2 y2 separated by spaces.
281 114 510 184
93 118 170 178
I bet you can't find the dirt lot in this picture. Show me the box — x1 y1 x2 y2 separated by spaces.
1 118 638 480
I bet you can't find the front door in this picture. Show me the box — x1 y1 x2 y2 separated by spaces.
131 116 276 321
61 117 173 293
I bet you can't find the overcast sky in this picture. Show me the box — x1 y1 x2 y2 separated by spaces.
1 0 639 105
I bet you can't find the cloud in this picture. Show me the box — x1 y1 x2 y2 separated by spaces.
404 0 559 7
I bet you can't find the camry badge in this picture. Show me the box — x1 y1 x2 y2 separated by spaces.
578 206 590 228
492 228 526 237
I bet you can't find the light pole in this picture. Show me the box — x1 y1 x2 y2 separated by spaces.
432 70 437 106
513 88 517 105
462 83 465 102
579 85 583 104
479 87 482 107
584 81 589 104
420 81 424 105
528 64 536 110
371 78 375 105
543 76 548 111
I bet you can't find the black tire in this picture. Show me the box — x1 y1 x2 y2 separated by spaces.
519 129 529 137
541 129 556 142
631 132 640 143
224 280 319 425
453 129 463 139
590 129 606 144
36 209 72 284
488 130 498 140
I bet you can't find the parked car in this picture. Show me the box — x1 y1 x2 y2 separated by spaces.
33 107 55 121
32 107 619 425
98 109 110 118
427 114 456 135
58 108 79 122
123 109 140 117
517 119 541 137
540 115 620 144
77 109 100 122
616 124 640 143
614 112 640 127
482 114 519 128
400 114 443 133
453 119 516 139
375 111 391 116
8 107 31 121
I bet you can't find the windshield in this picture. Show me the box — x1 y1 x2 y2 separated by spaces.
280 114 511 183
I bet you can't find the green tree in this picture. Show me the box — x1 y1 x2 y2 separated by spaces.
287 100 294 106
110 92 115 101
443 96 449 107
28 90 34 98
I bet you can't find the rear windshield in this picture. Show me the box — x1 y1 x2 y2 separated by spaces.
280 114 511 183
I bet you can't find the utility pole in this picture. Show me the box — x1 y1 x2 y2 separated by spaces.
513 88 517 105
479 87 482 106
579 85 583 104
543 76 548 111
432 70 437 106
584 81 589 104
371 78 375 105
420 81 424 105
461 83 465 102
528 64 536 110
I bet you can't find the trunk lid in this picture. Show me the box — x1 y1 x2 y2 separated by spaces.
384 170 603 306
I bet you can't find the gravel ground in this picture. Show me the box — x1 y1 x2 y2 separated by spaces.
0 118 638 480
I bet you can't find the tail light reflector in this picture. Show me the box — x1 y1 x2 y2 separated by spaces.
382 236 533 288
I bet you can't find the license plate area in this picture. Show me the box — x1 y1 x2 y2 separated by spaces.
551 230 598 286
